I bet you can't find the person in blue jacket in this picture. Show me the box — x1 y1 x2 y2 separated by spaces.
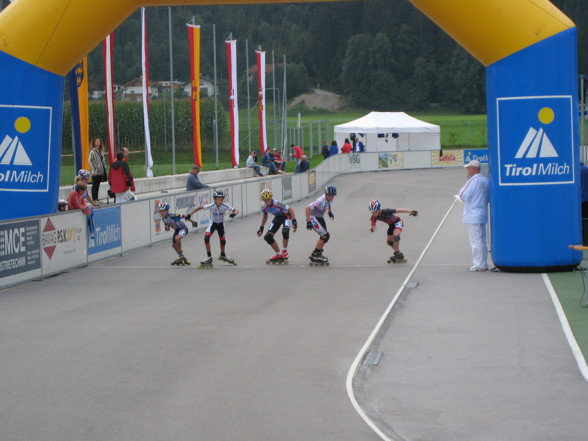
329 140 339 156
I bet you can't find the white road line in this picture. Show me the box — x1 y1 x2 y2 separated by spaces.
345 198 458 441
542 273 588 382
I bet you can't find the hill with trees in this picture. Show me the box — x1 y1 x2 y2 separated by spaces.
1 0 586 114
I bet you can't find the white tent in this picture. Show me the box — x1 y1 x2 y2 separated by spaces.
334 111 440 152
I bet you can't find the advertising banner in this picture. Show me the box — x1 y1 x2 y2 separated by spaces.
432 149 463 167
282 176 293 201
463 149 489 164
0 219 41 280
308 171 316 193
88 206 122 258
41 213 86 275
378 152 404 169
347 153 361 169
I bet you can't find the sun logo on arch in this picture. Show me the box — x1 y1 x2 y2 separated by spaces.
0 116 33 165
514 107 559 159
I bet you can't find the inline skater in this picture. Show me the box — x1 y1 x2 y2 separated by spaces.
189 190 239 268
157 202 197 265
368 200 418 263
305 185 337 265
257 188 297 264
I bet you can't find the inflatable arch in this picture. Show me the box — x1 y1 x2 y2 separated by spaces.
0 0 582 271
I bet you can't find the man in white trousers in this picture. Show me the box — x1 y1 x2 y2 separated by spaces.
458 159 490 272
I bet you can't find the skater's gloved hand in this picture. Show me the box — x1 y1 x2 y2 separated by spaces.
328 211 334 220
191 220 198 228
410 210 418 217
229 212 236 218
370 226 376 233
306 220 313 230
292 218 297 232
257 227 264 237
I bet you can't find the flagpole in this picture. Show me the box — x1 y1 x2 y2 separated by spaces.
168 6 176 174
272 50 277 150
245 39 251 152
213 24 219 169
282 54 287 150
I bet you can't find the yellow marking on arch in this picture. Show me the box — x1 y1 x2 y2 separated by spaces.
409 0 574 66
0 0 346 76
0 0 575 75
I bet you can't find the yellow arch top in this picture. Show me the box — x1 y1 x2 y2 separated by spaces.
0 0 575 74
409 0 574 66
0 0 346 76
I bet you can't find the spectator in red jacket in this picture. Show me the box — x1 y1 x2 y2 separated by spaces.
68 182 96 237
108 151 136 203
291 144 305 173
340 138 353 154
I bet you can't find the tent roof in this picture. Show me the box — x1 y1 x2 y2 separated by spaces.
334 111 439 134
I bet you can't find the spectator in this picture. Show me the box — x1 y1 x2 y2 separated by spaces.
247 151 263 176
329 140 339 156
290 144 305 161
89 138 106 201
68 182 96 237
109 151 136 203
57 199 69 212
262 149 280 175
321 141 330 159
186 165 210 191
458 159 490 272
273 149 286 172
581 162 588 218
74 169 99 208
297 155 310 173
340 138 353 154
352 137 365 153
291 144 305 173
122 147 130 162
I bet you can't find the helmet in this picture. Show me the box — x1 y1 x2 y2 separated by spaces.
157 202 170 211
324 185 337 196
368 200 381 213
78 169 91 180
213 190 225 199
260 188 273 200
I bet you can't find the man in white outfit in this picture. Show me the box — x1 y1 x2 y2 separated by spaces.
458 159 490 271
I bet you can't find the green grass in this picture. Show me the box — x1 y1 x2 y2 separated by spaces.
61 109 488 185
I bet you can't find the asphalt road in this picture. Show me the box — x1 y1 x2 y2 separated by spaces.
1 168 586 441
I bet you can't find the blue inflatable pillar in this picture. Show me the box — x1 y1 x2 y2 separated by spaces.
0 51 64 220
487 28 582 271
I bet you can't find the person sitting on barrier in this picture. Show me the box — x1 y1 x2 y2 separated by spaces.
186 165 210 191
272 149 286 172
296 155 310 174
74 169 100 208
261 149 280 175
68 182 96 238
246 151 263 176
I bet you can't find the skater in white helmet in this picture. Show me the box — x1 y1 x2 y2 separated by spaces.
305 185 337 265
368 200 418 263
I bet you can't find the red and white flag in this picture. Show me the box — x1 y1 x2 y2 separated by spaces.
256 50 267 155
226 39 239 167
187 24 202 167
103 32 116 165
141 7 153 177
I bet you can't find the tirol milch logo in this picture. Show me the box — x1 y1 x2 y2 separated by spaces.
0 105 52 192
497 96 574 186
